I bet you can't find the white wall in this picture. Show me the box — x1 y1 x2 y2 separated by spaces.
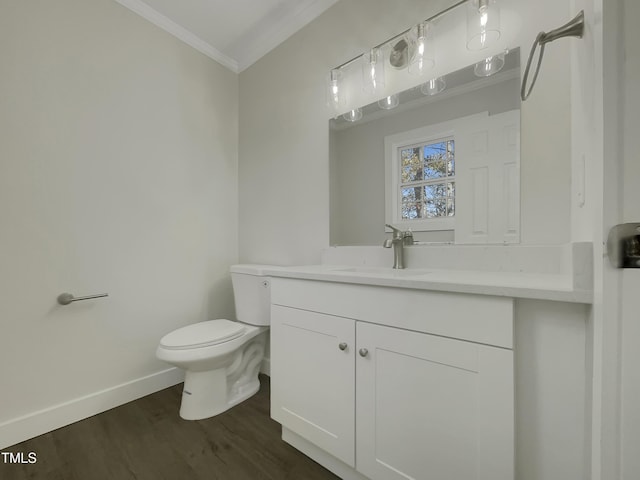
0 0 238 447
515 300 588 480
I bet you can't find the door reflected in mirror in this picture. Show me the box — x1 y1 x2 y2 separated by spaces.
330 49 520 246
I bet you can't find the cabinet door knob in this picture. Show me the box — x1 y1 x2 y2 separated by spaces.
359 348 369 357
338 342 348 351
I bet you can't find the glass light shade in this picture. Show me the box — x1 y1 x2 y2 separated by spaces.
420 77 446 96
408 22 435 76
474 53 505 77
343 108 363 122
362 48 385 94
378 94 400 110
466 0 501 51
327 68 345 112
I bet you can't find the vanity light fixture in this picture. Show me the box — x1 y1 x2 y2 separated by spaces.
343 108 363 122
362 48 385 94
378 94 400 110
420 76 446 95
327 0 469 117
474 52 505 77
408 22 435 76
466 0 501 51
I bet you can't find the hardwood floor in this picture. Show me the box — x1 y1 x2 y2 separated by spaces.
1 375 339 480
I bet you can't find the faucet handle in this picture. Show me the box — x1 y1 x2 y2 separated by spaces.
385 224 403 238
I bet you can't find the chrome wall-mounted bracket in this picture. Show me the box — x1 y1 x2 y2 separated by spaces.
521 10 585 101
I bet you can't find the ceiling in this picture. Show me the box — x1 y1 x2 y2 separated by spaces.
114 0 340 73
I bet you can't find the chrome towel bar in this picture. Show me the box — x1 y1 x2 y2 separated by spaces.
57 292 109 306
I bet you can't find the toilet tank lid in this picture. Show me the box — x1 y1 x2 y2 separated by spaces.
230 264 281 275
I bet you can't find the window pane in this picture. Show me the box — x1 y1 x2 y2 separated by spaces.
447 182 455 197
401 147 422 183
447 198 455 216
424 184 436 200
447 140 455 176
401 201 421 219
424 160 446 179
425 199 447 218
402 186 423 203
425 183 447 199
423 141 448 162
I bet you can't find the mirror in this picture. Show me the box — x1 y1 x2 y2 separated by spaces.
330 49 520 246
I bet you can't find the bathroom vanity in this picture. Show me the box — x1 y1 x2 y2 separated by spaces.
265 249 592 480
268 269 515 480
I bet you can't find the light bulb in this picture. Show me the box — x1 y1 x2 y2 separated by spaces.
326 69 345 112
378 94 399 110
467 0 501 51
474 52 505 77
480 11 488 28
362 48 385 94
343 108 363 122
420 77 446 96
408 22 435 76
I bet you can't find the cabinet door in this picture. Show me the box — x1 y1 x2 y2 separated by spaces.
356 322 514 480
270 305 356 466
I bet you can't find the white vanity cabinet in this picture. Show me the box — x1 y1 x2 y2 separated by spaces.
270 277 515 480
270 305 356 466
356 322 513 480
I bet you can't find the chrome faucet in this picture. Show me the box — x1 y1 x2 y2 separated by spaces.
383 224 414 269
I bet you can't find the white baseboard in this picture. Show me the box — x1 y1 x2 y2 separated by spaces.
0 368 184 450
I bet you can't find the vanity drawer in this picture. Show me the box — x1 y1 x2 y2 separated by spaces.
271 277 513 348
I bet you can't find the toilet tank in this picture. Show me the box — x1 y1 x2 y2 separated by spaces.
230 264 272 326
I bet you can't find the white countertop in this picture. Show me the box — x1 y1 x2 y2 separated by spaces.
263 264 593 304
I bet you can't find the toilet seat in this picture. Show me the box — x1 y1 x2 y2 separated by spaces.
159 320 246 350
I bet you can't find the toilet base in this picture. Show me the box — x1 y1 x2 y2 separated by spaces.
178 335 265 420
179 371 261 420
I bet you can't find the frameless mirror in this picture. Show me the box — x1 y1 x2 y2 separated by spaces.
330 48 520 246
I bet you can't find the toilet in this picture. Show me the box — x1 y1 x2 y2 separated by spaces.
156 265 271 420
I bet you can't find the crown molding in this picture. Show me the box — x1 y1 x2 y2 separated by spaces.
233 0 340 72
114 0 239 73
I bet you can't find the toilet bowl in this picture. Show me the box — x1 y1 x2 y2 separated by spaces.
156 265 271 420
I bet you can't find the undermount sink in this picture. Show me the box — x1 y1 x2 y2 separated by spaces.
330 266 431 277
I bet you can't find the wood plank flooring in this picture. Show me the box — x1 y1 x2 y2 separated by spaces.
0 375 339 480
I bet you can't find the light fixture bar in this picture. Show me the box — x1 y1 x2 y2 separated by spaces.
331 0 469 72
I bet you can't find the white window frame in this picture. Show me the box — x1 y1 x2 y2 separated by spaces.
385 119 461 232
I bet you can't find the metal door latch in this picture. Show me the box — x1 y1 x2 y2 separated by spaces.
607 223 640 268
